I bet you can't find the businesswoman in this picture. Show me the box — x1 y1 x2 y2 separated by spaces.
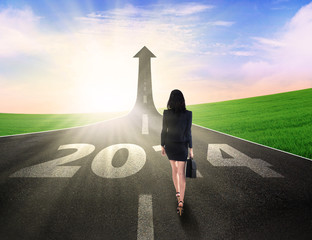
161 89 193 216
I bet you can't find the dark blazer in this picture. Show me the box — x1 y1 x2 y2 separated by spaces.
161 109 192 148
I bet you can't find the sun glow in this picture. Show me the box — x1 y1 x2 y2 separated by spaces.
76 84 135 112
66 40 138 112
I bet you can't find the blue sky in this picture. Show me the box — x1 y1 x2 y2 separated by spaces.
0 0 312 113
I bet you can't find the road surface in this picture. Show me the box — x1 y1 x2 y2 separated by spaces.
0 47 311 240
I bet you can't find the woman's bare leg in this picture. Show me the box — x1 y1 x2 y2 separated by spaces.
169 160 179 193
177 161 186 202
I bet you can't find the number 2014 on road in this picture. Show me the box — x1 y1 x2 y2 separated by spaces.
10 143 283 179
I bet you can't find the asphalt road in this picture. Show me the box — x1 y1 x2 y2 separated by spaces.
1 47 311 239
0 107 311 240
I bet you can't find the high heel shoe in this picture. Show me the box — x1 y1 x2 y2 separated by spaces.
176 192 180 202
177 201 184 216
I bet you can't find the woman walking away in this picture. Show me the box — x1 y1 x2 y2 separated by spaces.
161 89 193 216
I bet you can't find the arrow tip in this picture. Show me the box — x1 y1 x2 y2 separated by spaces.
134 46 156 58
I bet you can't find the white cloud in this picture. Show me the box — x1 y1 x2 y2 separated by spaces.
76 3 222 54
252 37 285 47
283 2 312 56
273 0 290 4
193 2 312 101
230 51 254 56
160 3 214 16
253 2 312 58
0 7 44 57
241 2 312 91
207 21 235 26
87 3 214 18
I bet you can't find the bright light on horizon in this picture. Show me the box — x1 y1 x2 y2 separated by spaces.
65 40 138 113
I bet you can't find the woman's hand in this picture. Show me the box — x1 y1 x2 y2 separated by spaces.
161 146 166 156
189 148 194 158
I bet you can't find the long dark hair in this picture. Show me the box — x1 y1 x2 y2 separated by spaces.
167 89 186 113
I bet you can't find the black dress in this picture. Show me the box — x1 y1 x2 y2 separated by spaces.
161 109 192 161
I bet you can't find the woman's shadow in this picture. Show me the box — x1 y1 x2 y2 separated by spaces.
178 201 201 239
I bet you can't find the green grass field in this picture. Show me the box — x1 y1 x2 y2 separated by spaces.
0 112 127 136
187 88 312 159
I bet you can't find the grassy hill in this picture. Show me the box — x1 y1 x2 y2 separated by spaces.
187 88 312 159
0 112 126 137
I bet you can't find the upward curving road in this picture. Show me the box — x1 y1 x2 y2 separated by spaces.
0 47 311 240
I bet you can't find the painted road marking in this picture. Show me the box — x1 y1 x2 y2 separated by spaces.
137 194 154 240
142 114 149 135
92 144 146 178
153 145 203 177
143 95 147 103
196 170 203 178
207 144 283 178
10 144 95 178
153 145 162 151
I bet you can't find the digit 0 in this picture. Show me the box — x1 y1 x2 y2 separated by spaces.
91 144 146 178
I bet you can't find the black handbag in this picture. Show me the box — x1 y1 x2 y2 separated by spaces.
186 157 197 178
